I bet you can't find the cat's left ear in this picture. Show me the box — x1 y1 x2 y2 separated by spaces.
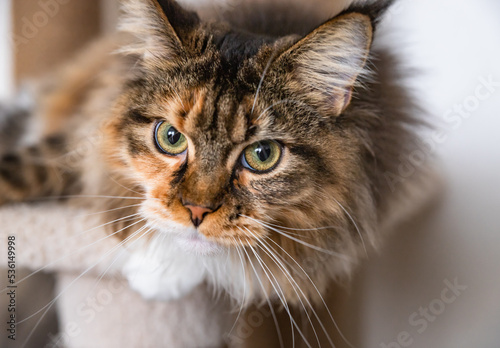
120 0 200 67
276 12 374 117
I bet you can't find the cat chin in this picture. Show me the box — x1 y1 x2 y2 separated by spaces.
173 231 225 256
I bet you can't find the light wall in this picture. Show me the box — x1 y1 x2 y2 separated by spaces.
12 0 101 81
359 0 500 347
0 0 13 101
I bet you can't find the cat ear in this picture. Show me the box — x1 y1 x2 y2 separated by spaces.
277 12 374 117
120 0 200 67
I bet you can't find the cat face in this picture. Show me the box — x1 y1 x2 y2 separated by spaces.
117 75 356 254
106 0 404 302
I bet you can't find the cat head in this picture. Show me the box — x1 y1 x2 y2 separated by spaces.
107 0 403 302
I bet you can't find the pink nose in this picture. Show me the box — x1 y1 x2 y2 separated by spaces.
184 205 214 227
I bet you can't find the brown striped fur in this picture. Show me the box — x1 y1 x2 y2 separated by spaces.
0 0 425 306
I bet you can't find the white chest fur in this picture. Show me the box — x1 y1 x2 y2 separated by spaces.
121 236 207 301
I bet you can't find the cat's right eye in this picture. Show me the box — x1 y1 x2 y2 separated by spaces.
154 121 188 155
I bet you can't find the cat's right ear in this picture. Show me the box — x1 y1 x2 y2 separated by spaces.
120 0 200 68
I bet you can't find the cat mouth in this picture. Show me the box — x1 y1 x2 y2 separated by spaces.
174 231 224 255
141 204 225 255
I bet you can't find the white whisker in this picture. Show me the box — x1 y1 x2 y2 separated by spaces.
0 214 144 293
241 215 352 262
87 226 154 297
19 219 147 347
254 218 342 233
248 244 296 348
227 240 248 338
265 236 355 348
238 236 285 348
243 227 318 348
257 236 327 348
106 173 145 196
332 197 368 258
75 203 142 218
252 51 278 115
27 194 153 203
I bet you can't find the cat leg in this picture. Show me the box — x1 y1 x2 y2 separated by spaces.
0 107 31 155
0 136 79 205
0 87 36 154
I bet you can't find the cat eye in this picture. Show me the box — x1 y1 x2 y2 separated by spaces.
154 121 188 155
242 140 282 173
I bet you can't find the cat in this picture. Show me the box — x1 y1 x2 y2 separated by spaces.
0 0 425 313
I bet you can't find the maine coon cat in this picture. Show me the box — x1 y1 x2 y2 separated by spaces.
0 0 423 315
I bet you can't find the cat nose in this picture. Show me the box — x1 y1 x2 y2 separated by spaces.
183 204 214 227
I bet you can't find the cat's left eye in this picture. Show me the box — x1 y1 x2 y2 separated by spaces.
154 121 188 155
241 140 282 173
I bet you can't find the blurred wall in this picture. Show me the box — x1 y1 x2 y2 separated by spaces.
0 0 13 100
358 0 500 347
101 0 120 34
12 0 102 81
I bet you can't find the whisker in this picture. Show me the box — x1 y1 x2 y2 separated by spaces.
241 215 352 262
309 186 369 259
256 236 326 348
126 231 169 286
172 89 187 112
19 219 147 347
239 228 320 348
227 241 248 338
242 227 318 348
256 99 292 121
248 216 341 233
1 215 143 293
17 218 147 324
238 236 285 348
242 221 352 347
87 226 154 297
106 173 145 196
245 239 293 321
332 197 368 258
29 194 151 201
254 244 300 348
75 203 142 218
255 98 319 122
265 236 355 348
242 216 312 239
251 51 278 115
248 244 297 348
53 212 142 239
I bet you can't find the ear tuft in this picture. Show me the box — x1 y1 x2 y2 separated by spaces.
119 0 199 67
280 12 374 117
343 0 396 25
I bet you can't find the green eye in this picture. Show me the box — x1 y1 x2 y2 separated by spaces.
154 121 188 155
242 140 282 173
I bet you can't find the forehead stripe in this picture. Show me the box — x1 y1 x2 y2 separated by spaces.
128 110 154 124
